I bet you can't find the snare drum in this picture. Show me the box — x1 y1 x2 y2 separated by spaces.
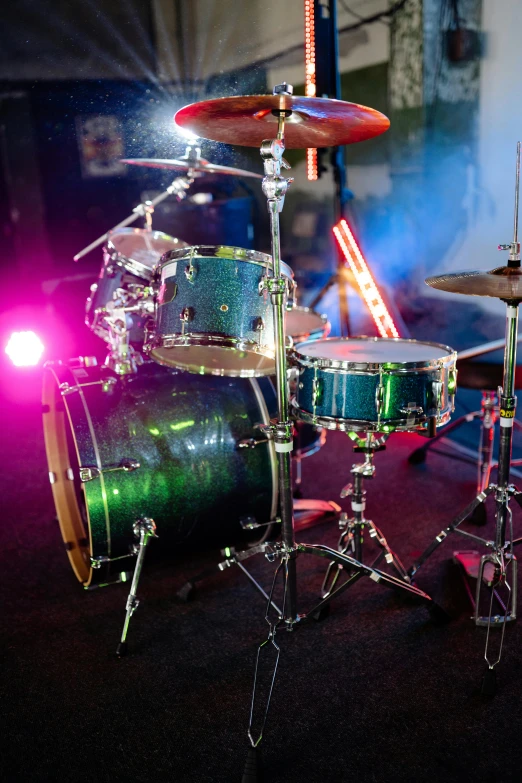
146 245 293 377
293 337 457 433
86 228 187 345
286 306 330 344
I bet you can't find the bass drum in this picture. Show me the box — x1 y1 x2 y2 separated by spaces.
42 360 278 588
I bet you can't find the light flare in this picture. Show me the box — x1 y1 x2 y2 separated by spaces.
5 331 45 367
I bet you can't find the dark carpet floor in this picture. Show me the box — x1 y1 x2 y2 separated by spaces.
3 398 522 783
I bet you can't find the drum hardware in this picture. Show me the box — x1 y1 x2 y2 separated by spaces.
73 176 192 262
78 459 140 483
409 143 522 696
145 245 293 377
317 433 409 617
174 85 449 779
116 517 158 658
409 337 522 513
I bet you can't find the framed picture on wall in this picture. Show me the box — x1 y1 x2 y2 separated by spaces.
75 114 126 178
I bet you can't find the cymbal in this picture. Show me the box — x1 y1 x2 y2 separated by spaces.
120 157 263 179
174 95 390 149
426 266 522 299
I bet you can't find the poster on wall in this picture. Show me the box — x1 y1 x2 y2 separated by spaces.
75 115 126 178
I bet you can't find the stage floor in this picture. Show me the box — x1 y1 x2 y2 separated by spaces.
3 401 522 783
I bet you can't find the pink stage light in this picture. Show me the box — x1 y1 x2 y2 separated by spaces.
333 219 400 339
5 331 45 367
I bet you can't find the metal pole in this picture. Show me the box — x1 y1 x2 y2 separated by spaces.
260 87 298 625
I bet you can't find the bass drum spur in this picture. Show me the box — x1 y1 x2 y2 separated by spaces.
42 360 278 588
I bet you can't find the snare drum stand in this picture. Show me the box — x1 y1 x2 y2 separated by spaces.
241 85 448 782
318 433 409 613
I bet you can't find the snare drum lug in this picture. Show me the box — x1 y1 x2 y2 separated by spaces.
253 316 265 332
48 472 57 485
375 382 385 417
312 377 323 407
432 380 443 411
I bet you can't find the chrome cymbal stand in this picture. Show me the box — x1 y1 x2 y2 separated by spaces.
241 86 447 782
408 144 522 695
73 175 192 261
116 517 158 658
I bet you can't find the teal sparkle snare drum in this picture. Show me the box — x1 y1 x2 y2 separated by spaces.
293 337 457 433
146 245 293 377
42 361 277 588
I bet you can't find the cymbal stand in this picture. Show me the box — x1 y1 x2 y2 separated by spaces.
73 175 192 261
408 143 522 695
241 85 447 782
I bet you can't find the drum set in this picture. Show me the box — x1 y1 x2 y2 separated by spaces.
41 83 522 777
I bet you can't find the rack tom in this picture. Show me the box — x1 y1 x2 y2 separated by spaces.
86 228 187 345
146 245 293 377
293 337 457 433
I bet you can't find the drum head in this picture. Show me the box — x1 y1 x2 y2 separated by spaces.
108 228 188 276
295 337 453 366
286 307 329 341
149 343 275 377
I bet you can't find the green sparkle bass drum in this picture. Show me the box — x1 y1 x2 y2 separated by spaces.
42 359 278 588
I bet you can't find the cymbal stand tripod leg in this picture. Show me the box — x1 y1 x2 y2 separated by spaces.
116 518 157 658
410 144 522 694
242 86 298 780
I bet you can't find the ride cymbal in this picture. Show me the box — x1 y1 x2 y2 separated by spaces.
174 94 390 149
120 157 263 179
426 266 522 299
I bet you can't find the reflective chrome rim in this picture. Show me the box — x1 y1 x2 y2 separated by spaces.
292 402 453 433
158 244 293 279
106 229 186 280
145 333 276 377
294 336 456 373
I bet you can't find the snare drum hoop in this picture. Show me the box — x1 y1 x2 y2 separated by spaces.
286 306 331 344
294 336 456 373
156 244 293 281
293 404 453 433
106 228 188 281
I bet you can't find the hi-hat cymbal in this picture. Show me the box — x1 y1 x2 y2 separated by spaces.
120 157 263 179
426 266 522 299
174 95 390 149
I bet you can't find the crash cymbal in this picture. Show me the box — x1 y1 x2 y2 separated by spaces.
120 157 263 179
426 266 522 299
174 95 390 149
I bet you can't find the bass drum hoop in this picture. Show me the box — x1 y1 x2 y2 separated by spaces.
42 364 95 586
